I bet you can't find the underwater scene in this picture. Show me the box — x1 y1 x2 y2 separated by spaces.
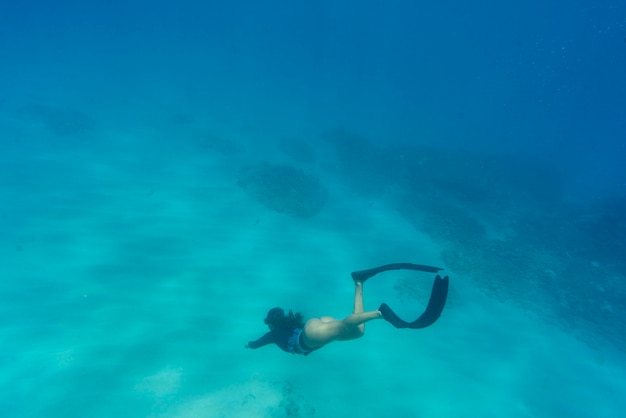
1 1 625 417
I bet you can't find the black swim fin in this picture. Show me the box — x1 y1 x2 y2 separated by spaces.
351 262 443 283
379 275 449 329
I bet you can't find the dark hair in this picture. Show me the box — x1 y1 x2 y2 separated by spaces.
264 307 304 330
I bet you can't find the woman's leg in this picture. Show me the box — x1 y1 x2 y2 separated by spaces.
302 282 382 348
317 283 364 326
353 281 365 333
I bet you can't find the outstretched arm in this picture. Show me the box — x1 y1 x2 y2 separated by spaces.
245 331 274 349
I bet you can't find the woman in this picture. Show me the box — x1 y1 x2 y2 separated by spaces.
245 280 381 356
245 263 449 356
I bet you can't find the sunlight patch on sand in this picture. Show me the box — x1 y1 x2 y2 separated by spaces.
134 366 183 398
167 377 314 418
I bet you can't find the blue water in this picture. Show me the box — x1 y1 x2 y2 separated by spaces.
1 1 625 416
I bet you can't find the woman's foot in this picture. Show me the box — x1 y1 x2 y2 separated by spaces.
351 270 372 283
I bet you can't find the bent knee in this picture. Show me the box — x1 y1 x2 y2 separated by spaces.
341 325 364 341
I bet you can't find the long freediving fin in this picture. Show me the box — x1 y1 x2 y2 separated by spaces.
351 262 443 283
350 262 449 329
379 275 449 329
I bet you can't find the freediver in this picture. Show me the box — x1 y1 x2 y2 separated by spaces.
245 263 449 356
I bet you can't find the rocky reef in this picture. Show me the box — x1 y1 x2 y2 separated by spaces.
237 163 329 218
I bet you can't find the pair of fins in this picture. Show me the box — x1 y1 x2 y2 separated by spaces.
351 263 449 329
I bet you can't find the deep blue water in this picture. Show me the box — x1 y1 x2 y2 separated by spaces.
1 1 626 417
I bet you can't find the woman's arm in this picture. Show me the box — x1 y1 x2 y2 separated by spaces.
246 331 275 349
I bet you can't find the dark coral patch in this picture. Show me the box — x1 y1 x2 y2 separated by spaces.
237 163 329 218
16 104 95 136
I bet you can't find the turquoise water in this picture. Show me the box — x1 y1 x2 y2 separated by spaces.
1 1 625 417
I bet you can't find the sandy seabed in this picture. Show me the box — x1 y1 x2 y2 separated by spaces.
1 130 625 418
